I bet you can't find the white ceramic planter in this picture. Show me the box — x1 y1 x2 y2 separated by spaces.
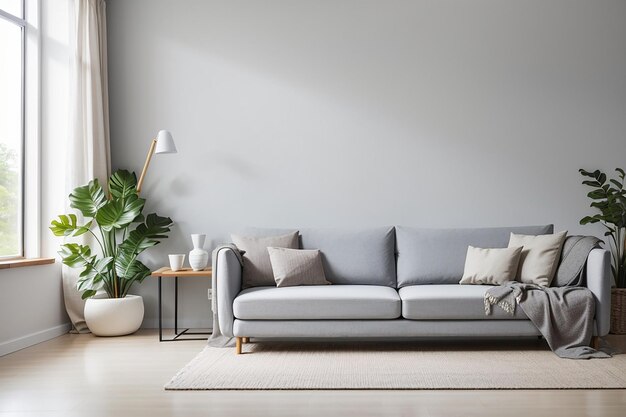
84 295 144 337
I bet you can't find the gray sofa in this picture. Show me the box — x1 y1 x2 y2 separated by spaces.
215 225 611 353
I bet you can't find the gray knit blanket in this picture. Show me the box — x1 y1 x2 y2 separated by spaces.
485 235 613 359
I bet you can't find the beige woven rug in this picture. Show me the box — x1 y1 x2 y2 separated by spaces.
165 340 626 390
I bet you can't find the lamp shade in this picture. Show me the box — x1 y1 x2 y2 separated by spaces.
154 130 177 154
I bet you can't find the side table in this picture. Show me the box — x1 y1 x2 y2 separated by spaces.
151 267 212 342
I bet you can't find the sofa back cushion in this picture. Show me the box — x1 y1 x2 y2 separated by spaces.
396 225 554 287
300 227 396 287
236 227 397 287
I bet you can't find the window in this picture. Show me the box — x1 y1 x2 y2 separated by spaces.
0 1 25 258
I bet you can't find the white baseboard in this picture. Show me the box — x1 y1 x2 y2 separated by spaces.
0 323 72 357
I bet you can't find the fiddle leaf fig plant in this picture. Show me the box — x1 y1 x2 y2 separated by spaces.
51 169 173 299
579 168 626 288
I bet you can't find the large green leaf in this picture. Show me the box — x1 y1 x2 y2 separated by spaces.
115 214 173 279
579 216 600 225
109 170 137 201
114 251 150 280
582 180 601 187
80 290 97 300
119 214 173 256
79 256 113 281
58 244 108 299
74 221 93 237
77 256 114 291
59 243 94 268
118 259 151 297
69 179 107 218
588 190 607 200
95 194 145 232
50 214 92 237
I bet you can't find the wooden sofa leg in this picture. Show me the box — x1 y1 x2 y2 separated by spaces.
242 337 249 344
591 336 601 350
236 337 242 354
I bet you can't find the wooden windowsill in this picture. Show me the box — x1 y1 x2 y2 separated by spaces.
0 258 56 269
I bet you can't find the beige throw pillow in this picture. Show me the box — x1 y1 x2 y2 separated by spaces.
231 232 299 288
267 247 330 287
459 246 523 285
508 231 567 287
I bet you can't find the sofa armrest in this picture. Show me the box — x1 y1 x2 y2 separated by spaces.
216 248 242 337
586 248 611 336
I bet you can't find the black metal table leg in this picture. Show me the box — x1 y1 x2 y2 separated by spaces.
174 276 178 335
158 276 163 342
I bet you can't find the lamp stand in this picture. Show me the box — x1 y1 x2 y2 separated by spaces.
137 138 157 193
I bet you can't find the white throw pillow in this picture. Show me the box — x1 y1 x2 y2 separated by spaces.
459 246 523 285
267 247 330 287
508 231 567 287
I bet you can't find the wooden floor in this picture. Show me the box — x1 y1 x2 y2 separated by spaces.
0 331 625 417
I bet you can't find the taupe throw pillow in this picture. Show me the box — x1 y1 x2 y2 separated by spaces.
459 246 523 285
231 232 299 288
267 247 330 287
508 231 567 287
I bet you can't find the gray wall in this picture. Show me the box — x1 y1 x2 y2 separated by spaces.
107 0 626 329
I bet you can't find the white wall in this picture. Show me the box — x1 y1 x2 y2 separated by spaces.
106 0 626 329
0 0 72 356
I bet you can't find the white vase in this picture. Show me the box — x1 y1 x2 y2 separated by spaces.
189 233 209 271
84 294 144 337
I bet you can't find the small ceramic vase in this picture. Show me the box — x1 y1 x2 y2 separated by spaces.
189 234 209 271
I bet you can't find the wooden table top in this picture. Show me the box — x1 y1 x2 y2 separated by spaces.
151 267 212 277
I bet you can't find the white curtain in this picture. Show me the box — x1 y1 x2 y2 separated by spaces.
63 0 111 332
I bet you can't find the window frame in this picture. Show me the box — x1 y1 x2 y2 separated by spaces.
0 2 26 260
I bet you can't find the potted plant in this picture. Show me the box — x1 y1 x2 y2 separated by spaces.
579 168 626 333
50 169 172 336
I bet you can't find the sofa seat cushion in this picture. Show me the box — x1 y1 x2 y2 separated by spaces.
399 285 528 320
234 285 401 320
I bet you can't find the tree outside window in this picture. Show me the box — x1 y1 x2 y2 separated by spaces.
0 2 25 258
